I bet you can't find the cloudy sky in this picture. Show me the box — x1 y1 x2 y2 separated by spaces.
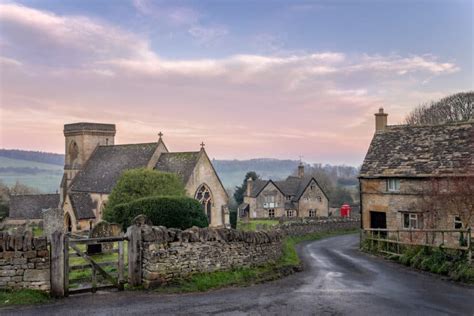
0 0 472 165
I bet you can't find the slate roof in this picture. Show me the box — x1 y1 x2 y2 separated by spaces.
70 143 158 193
360 121 474 178
69 193 96 220
154 151 201 184
9 194 60 219
249 176 328 201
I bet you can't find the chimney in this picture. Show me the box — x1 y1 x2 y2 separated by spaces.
246 178 253 197
298 163 304 178
375 107 388 132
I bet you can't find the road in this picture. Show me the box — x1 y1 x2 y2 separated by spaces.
2 234 473 316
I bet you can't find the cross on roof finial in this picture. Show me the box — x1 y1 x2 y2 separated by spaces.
158 131 163 139
299 155 304 163
200 141 205 149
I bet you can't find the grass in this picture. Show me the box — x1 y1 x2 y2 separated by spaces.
237 219 279 232
361 239 474 284
154 228 359 293
0 289 50 307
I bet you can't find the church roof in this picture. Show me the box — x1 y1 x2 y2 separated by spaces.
70 143 158 193
154 151 201 184
69 193 96 220
360 121 474 178
9 194 60 220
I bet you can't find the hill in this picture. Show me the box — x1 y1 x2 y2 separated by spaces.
0 149 358 193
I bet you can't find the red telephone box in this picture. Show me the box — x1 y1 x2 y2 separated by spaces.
340 203 351 217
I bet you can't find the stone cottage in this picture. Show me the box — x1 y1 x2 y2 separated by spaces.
43 122 227 232
5 194 60 225
238 164 329 219
359 108 474 237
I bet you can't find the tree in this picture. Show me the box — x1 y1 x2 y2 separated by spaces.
330 186 354 208
105 168 185 213
233 171 260 205
405 91 473 125
104 196 208 230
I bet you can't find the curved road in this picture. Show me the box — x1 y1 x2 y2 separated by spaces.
3 234 473 315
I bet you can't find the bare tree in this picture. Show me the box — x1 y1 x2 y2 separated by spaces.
405 92 473 125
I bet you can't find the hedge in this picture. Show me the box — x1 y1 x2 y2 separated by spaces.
103 196 208 230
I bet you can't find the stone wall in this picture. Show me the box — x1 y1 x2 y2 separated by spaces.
278 218 360 237
139 225 282 288
0 231 50 291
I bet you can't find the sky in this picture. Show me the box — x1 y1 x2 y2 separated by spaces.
0 0 472 165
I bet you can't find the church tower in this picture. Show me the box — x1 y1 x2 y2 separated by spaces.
63 123 116 187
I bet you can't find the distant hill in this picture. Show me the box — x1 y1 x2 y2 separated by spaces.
0 149 358 193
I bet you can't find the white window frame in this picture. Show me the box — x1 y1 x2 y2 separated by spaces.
387 179 400 192
454 215 463 229
286 210 295 217
268 209 275 218
403 213 419 229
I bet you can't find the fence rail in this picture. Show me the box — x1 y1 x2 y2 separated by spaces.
361 227 472 264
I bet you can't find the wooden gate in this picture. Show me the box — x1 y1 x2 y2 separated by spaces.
64 233 128 295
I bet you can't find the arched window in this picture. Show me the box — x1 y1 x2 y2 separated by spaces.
69 141 79 165
195 184 212 224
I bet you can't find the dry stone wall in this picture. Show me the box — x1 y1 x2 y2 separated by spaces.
139 225 282 288
0 231 50 291
278 218 360 237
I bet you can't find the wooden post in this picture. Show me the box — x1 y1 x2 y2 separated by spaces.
118 240 125 290
64 235 69 297
397 230 400 254
50 231 65 298
127 225 142 287
467 228 472 265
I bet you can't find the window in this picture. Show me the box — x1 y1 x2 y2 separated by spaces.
309 209 316 217
268 209 275 218
310 184 315 190
454 216 463 229
286 196 292 201
286 210 295 217
403 213 419 229
317 195 322 202
195 184 212 224
265 195 275 203
387 179 400 192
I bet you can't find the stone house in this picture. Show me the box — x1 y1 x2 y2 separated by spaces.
238 164 329 219
59 122 229 232
5 194 60 225
359 108 474 241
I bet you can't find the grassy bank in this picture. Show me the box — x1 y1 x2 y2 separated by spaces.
0 289 50 307
237 219 279 232
154 228 358 293
361 239 474 284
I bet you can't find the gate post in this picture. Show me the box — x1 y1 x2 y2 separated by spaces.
50 231 65 297
127 224 142 287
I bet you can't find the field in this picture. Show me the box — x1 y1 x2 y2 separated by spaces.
0 157 62 193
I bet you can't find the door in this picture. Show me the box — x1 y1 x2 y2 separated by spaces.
370 211 387 237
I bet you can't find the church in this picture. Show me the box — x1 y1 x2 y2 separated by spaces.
60 122 229 232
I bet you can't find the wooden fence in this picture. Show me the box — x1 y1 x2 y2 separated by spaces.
361 228 472 264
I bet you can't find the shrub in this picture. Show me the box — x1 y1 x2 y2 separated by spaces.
105 169 185 213
229 210 237 229
104 196 208 230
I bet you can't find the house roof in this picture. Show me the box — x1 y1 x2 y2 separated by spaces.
154 151 201 184
360 121 474 178
9 194 60 219
70 143 158 193
249 176 328 201
69 193 96 220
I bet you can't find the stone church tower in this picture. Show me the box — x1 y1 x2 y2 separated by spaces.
62 123 116 189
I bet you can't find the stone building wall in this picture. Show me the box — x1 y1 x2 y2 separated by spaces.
0 231 50 291
253 182 286 218
298 180 329 217
140 225 282 288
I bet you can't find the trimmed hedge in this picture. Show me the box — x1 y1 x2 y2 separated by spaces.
103 196 208 230
105 169 186 214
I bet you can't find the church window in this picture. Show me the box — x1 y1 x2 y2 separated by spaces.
195 184 212 224
69 141 79 165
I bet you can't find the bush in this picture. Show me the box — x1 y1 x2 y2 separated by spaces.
229 210 237 229
104 196 208 230
105 169 185 213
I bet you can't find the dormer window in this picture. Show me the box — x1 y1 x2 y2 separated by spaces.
387 179 400 192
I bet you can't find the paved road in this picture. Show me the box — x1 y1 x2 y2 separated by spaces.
3 234 473 316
